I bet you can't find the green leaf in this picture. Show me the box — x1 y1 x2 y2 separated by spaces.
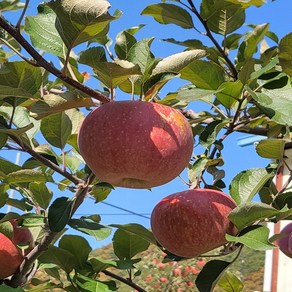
0 284 24 292
226 225 275 250
112 229 150 260
25 4 65 57
217 271 244 292
200 0 245 35
196 260 232 292
76 274 114 292
0 184 9 208
216 81 243 109
39 245 77 273
250 56 279 80
0 157 22 174
0 62 42 99
5 169 51 184
68 219 112 241
177 85 215 103
224 33 243 50
48 0 117 49
247 87 292 125
279 32 292 76
152 49 206 76
29 182 53 210
0 1 24 12
141 3 194 29
59 235 92 269
255 139 286 159
90 183 113 203
180 60 225 90
40 112 72 149
110 223 157 245
228 202 288 230
48 197 73 232
229 167 275 205
89 257 117 273
225 0 266 8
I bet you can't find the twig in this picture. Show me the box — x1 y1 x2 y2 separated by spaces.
16 0 30 31
102 270 147 292
0 16 111 104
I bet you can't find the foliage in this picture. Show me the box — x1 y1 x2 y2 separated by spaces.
0 0 291 291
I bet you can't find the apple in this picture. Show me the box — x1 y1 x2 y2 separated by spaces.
151 188 237 258
78 101 194 189
278 222 292 258
0 233 24 279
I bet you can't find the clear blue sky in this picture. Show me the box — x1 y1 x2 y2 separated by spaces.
2 0 292 250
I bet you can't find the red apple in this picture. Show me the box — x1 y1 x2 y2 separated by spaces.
278 222 292 258
0 233 24 279
151 188 237 258
78 101 194 189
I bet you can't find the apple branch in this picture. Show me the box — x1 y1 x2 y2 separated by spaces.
183 0 238 80
0 16 111 104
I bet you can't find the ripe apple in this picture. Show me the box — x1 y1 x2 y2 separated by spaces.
151 188 237 258
0 233 24 279
278 222 292 258
78 101 194 189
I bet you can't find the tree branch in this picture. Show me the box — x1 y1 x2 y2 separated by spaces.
0 16 111 104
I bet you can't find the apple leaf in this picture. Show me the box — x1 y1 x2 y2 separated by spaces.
48 197 74 232
0 184 9 208
59 235 92 269
224 0 266 8
196 260 232 292
0 157 22 175
39 245 77 273
229 167 275 205
180 60 225 90
141 3 194 29
177 85 215 103
40 112 72 149
279 32 292 76
90 258 118 273
200 1 245 35
68 218 112 241
29 182 53 210
25 4 65 57
76 274 116 292
4 169 52 184
274 191 292 210
110 223 157 245
0 284 24 292
228 202 291 230
217 271 244 292
112 229 150 260
226 225 275 250
216 81 243 109
255 139 286 159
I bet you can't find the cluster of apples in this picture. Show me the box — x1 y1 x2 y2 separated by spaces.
78 101 239 257
0 219 33 279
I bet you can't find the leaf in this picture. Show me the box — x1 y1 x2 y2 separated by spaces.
177 85 215 103
225 0 266 8
48 197 73 232
152 49 206 75
180 60 225 90
89 257 117 273
5 169 51 184
200 0 245 35
141 3 194 29
216 81 243 108
279 32 292 76
0 284 24 292
196 260 232 292
110 223 157 245
0 157 22 174
0 62 42 99
229 167 275 205
112 229 150 260
48 0 117 49
59 235 92 269
162 38 205 49
40 112 72 149
39 245 77 273
255 139 286 159
226 225 275 250
217 271 244 292
68 218 112 241
90 183 113 203
76 274 114 292
25 4 65 57
247 87 292 125
228 202 288 230
29 182 53 210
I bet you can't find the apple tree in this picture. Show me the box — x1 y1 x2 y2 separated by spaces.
0 0 291 291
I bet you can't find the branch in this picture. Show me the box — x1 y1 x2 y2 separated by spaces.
0 16 111 104
184 0 238 79
102 270 147 292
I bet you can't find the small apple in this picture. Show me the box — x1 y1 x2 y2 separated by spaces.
278 222 292 258
78 101 194 189
0 233 24 279
151 188 237 258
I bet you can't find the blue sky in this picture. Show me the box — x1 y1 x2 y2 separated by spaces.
2 0 292 250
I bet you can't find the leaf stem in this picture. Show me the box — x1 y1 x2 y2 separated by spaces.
16 0 30 31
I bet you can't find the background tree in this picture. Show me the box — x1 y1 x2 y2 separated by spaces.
0 0 291 291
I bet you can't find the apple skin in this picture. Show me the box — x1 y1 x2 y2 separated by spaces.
151 188 237 258
0 233 24 279
78 101 194 189
278 222 292 258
